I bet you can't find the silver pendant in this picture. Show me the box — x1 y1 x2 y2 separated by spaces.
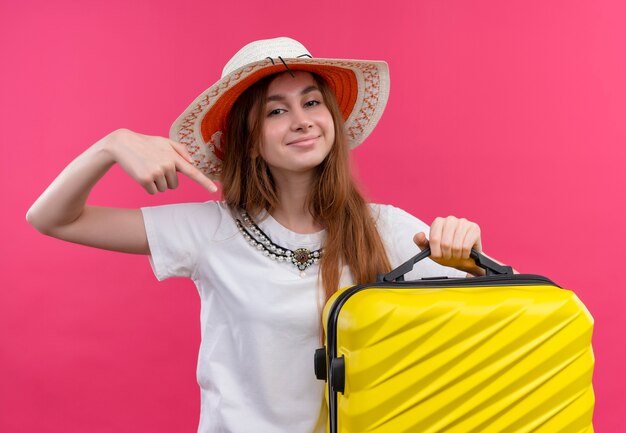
293 248 311 267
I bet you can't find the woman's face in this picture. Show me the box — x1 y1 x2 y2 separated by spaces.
256 71 335 179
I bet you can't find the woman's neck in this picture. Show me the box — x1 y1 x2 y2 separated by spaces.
270 170 322 234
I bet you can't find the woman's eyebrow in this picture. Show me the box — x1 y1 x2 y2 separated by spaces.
266 86 320 102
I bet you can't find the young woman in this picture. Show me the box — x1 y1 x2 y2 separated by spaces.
26 37 515 433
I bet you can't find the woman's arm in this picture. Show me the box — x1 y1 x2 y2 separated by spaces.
26 129 217 254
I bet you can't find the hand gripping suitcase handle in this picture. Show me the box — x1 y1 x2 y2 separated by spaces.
379 247 514 282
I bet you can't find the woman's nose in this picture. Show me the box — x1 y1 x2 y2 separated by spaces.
291 107 313 131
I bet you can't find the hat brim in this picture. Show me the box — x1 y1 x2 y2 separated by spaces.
170 57 389 180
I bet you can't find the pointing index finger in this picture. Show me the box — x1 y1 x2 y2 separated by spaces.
175 157 218 193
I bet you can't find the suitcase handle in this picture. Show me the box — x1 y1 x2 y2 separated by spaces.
379 247 514 282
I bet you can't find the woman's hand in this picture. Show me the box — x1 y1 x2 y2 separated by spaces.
105 129 218 194
414 216 485 276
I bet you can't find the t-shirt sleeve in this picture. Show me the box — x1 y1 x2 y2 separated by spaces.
140 202 222 281
373 204 468 280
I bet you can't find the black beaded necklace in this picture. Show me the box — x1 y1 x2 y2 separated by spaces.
235 210 323 276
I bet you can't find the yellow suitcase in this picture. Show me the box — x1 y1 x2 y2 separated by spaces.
315 248 594 433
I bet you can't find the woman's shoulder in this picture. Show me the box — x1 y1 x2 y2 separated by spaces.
141 200 234 226
140 200 237 242
142 199 228 213
368 203 429 229
368 202 411 219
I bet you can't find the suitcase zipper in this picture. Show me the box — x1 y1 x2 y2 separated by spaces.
328 274 560 350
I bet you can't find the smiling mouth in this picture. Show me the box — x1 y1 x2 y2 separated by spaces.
287 136 320 145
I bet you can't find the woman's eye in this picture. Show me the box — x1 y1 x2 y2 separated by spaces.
304 100 320 108
268 108 284 117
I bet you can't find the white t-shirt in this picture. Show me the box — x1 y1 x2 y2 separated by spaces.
140 201 466 433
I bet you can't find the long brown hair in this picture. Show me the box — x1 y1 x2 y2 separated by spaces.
221 72 391 307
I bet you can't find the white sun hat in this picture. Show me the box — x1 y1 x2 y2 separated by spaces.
170 37 390 180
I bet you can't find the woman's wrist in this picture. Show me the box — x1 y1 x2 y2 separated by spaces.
97 128 128 164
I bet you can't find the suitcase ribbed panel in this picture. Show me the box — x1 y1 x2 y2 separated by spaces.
329 285 594 433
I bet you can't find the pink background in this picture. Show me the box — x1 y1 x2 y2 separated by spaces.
1 0 624 431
